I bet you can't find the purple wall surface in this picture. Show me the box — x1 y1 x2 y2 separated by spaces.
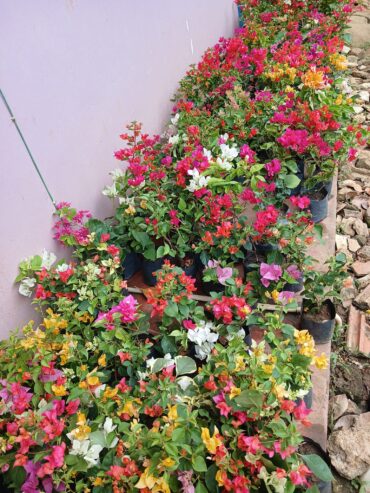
0 0 237 337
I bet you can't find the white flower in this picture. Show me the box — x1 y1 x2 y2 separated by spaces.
70 439 103 468
203 148 213 161
18 277 36 297
171 113 180 125
93 384 106 397
169 134 180 145
41 249 57 270
56 263 70 273
102 183 118 198
103 417 117 435
187 321 219 360
146 357 157 371
221 133 229 142
220 143 238 161
186 168 210 192
226 328 246 341
216 157 233 171
103 417 118 448
110 168 125 179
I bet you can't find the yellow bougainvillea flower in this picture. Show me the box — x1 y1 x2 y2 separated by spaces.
314 353 328 369
86 375 100 387
229 386 241 399
167 405 178 422
103 386 118 400
98 354 107 367
73 424 91 441
124 205 136 215
294 330 312 345
216 470 225 487
201 427 222 454
302 68 327 90
329 53 347 70
159 457 176 468
235 355 246 372
92 478 104 486
51 384 67 397
136 468 157 490
271 290 280 303
136 468 170 493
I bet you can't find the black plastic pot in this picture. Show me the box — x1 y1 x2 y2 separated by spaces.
301 300 336 344
244 326 252 347
201 279 224 295
122 252 142 280
254 242 278 255
284 275 304 293
142 258 165 286
309 189 329 224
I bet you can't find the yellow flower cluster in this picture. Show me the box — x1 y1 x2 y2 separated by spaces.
329 53 348 71
69 413 91 440
264 64 297 82
294 330 328 369
302 68 327 90
201 427 222 454
136 467 170 493
43 309 68 335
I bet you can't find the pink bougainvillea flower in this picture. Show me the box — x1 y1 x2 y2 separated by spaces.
216 266 233 285
260 263 282 288
278 291 296 305
290 195 311 209
289 464 311 487
183 320 196 330
286 265 302 280
178 471 195 493
265 158 281 178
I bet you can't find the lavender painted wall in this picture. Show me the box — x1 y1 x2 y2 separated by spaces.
0 0 237 337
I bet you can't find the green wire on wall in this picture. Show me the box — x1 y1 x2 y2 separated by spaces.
0 88 56 208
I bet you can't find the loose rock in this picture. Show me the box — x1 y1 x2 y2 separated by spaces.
328 412 370 479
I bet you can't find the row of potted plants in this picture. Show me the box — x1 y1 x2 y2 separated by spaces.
1 0 367 491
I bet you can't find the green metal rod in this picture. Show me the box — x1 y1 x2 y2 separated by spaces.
0 88 56 208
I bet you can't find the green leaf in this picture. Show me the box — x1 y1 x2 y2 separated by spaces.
193 455 208 472
307 486 320 493
89 430 107 448
234 389 263 409
164 301 179 318
178 197 187 211
175 356 197 375
205 464 219 493
172 427 186 443
195 482 208 493
283 174 301 189
302 454 333 482
151 358 167 373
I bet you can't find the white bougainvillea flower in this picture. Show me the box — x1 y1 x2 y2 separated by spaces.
41 249 57 270
18 277 36 297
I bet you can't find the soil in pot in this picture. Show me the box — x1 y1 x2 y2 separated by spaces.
301 300 336 344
